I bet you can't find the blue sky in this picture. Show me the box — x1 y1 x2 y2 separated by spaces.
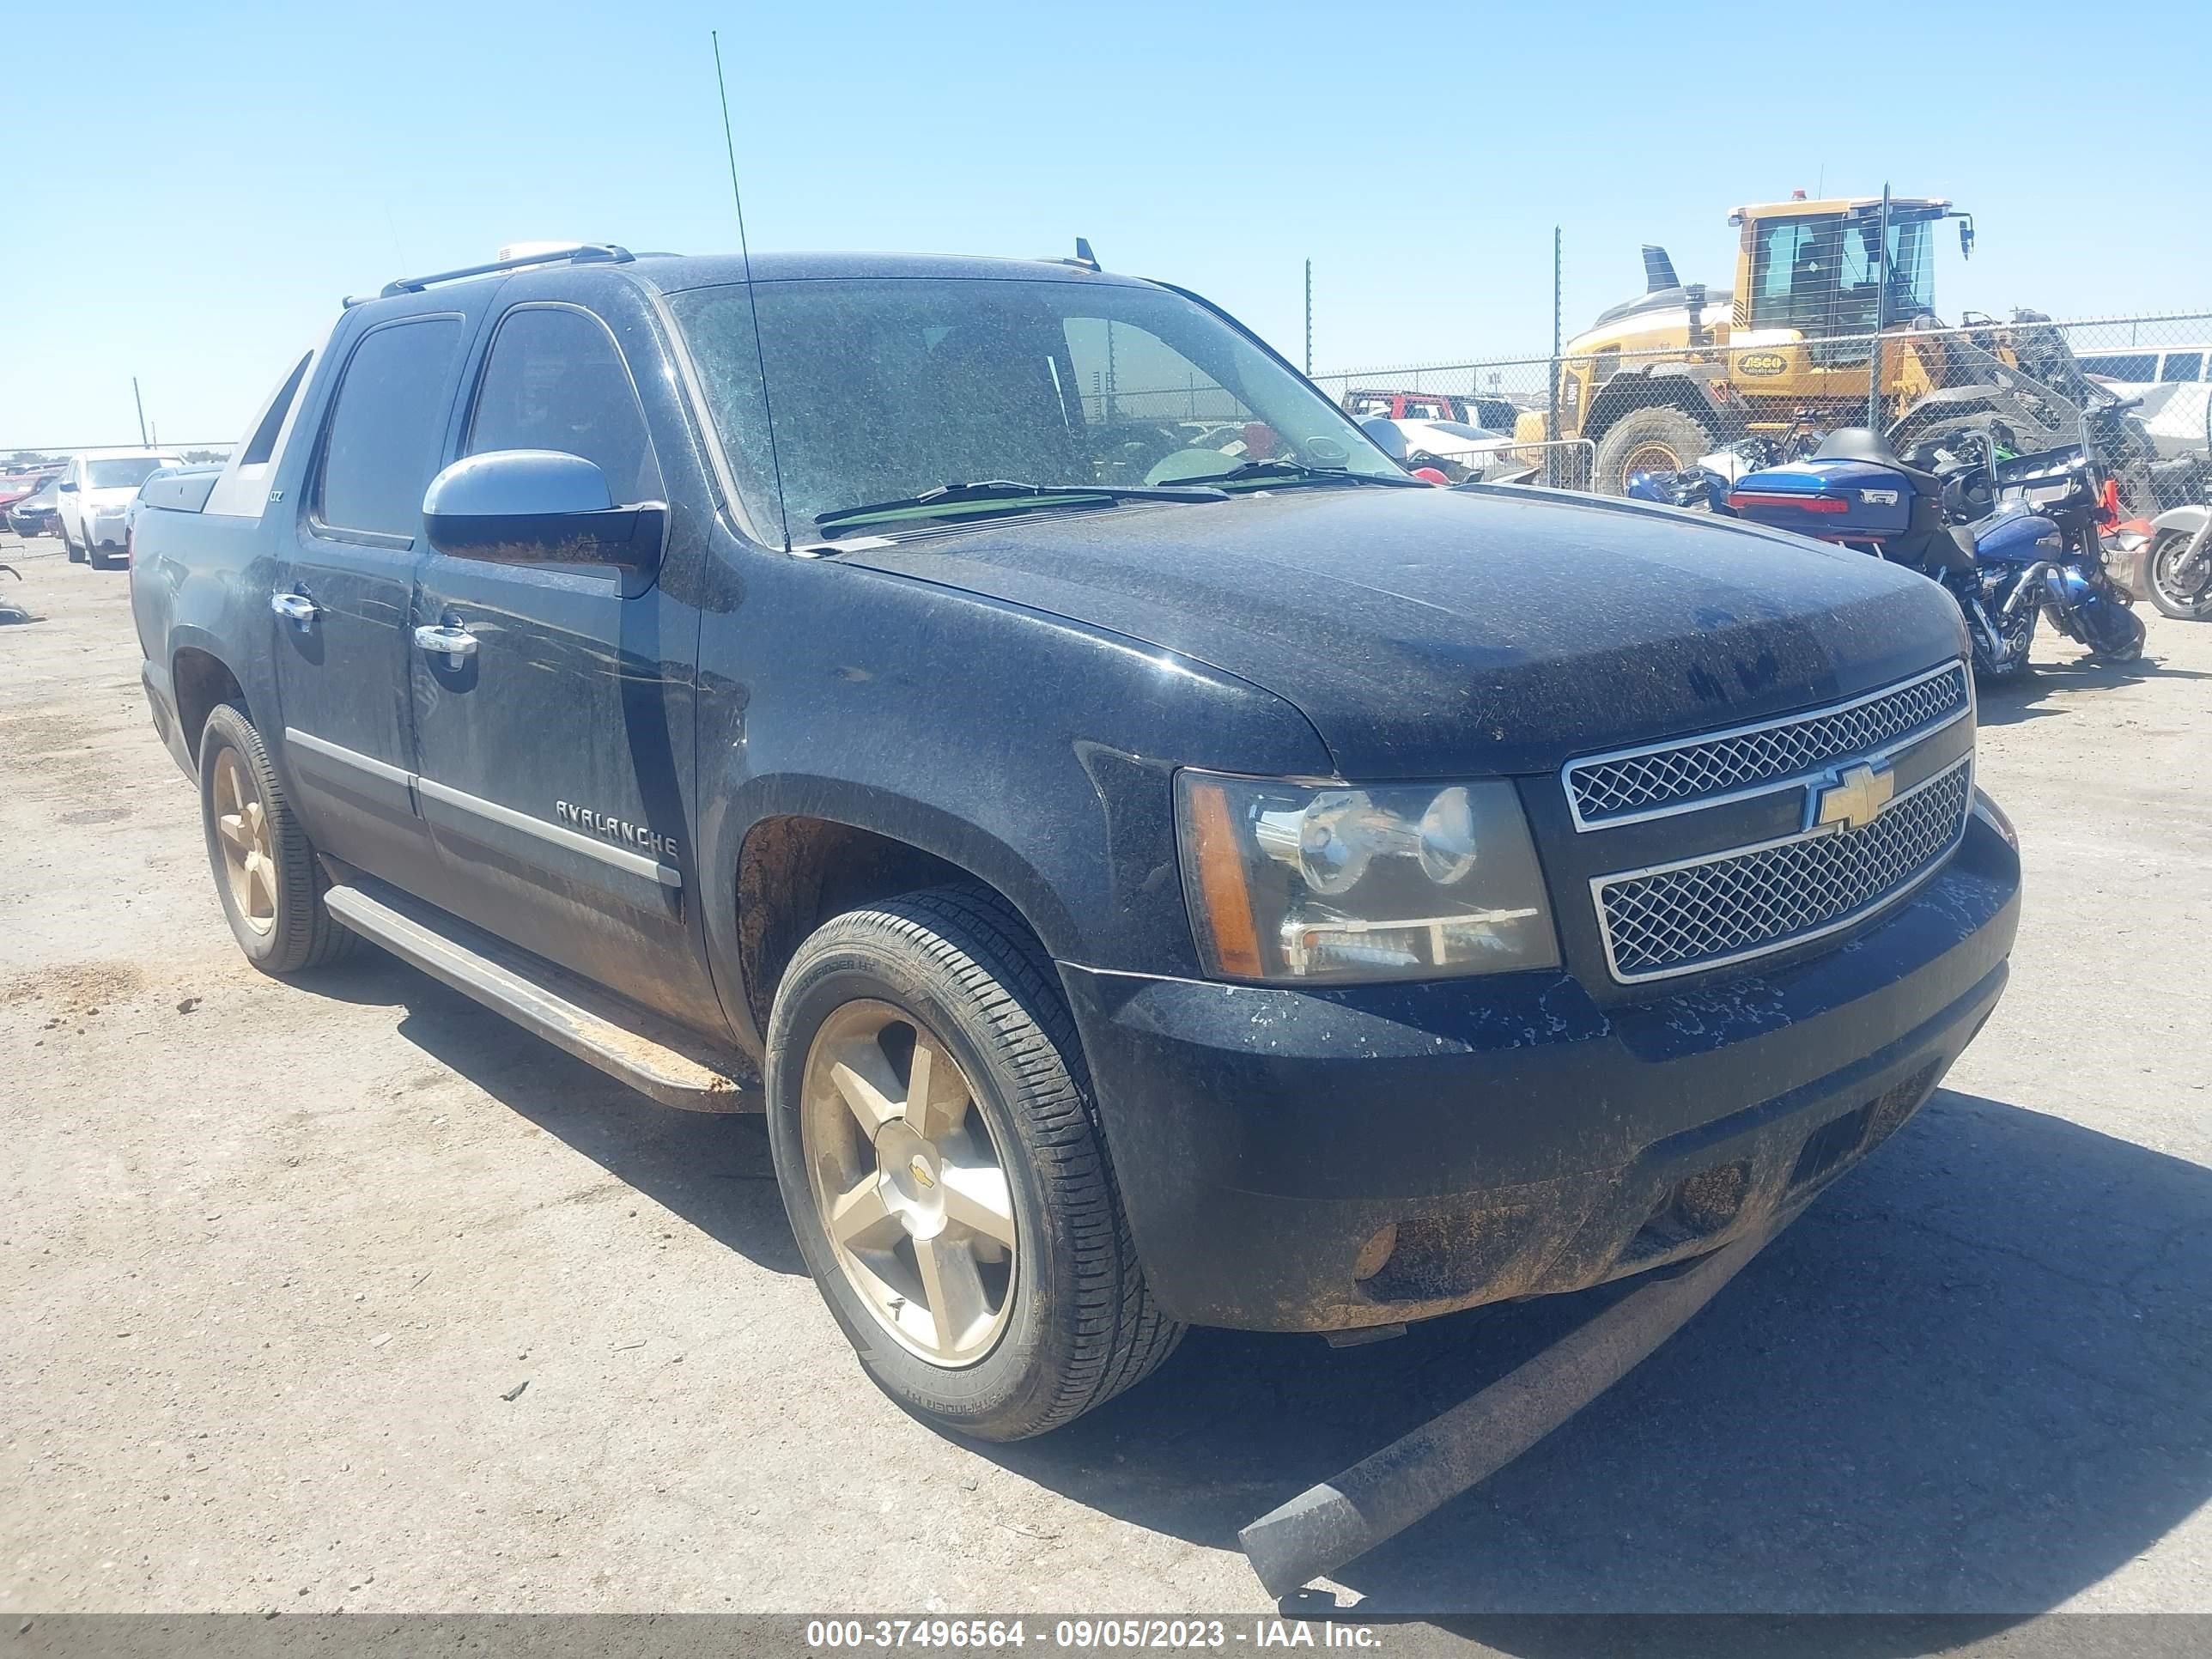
5 0 2207 449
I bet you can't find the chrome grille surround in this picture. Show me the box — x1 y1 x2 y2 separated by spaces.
1563 662 1971 830
1593 757 1974 984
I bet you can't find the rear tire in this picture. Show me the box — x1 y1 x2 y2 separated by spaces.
197 702 358 975
764 884 1182 1441
1593 406 1717 497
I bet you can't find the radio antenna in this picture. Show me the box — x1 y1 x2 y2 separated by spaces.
713 29 790 550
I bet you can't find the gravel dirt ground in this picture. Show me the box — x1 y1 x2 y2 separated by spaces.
2 532 2207 1625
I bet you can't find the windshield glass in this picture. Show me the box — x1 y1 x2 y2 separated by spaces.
670 276 1403 539
86 458 169 489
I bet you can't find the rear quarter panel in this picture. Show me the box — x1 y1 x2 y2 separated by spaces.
131 503 283 769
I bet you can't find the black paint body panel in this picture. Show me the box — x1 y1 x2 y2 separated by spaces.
127 250 2019 1334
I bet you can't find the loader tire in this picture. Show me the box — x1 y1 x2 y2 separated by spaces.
1594 407 1717 497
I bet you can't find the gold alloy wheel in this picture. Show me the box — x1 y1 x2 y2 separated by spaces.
800 999 1018 1367
211 748 277 936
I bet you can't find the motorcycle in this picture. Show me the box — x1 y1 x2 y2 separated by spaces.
1727 412 2146 682
2138 503 2212 621
1625 413 1827 514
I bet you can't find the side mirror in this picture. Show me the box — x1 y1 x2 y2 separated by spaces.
58 479 77 492
1359 416 1410 463
422 450 664 571
1958 217 1976 260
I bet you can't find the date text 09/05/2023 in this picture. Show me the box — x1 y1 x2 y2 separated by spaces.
802 1620 1386 1650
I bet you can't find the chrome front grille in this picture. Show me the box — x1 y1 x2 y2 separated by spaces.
1565 663 1970 830
1594 757 1973 983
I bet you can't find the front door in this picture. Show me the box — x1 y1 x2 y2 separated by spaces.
405 295 720 1034
272 307 476 884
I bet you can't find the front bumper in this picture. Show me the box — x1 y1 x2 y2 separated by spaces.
1060 813 2019 1333
87 509 131 551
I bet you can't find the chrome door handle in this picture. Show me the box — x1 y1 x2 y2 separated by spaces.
270 591 319 625
413 623 477 663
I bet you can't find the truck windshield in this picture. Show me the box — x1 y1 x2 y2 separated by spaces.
668 276 1405 541
86 458 168 489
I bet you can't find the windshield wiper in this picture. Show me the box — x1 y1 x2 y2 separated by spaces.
812 478 1228 537
1163 459 1429 489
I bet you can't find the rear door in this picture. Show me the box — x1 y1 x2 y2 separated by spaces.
270 299 480 885
404 285 722 1032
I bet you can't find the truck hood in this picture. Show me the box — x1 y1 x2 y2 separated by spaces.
842 486 1968 778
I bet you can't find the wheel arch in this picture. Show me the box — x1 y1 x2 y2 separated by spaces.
720 781 1081 1054
1583 370 1726 447
169 634 251 768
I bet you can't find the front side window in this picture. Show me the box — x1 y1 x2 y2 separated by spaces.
2080 353 2158 382
670 276 1403 540
316 317 465 541
465 307 664 504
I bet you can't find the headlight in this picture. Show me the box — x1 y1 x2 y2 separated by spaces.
1176 770 1560 984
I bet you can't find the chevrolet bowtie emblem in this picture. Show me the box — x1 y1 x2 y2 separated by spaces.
1812 762 1896 834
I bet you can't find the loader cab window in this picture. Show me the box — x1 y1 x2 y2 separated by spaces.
1751 218 1834 332
1753 214 1935 337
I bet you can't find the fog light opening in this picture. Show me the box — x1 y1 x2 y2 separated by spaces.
1352 1222 1399 1284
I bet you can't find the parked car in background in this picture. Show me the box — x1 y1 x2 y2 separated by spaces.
8 473 63 538
1342 386 1522 435
1362 416 1516 481
57 448 183 568
1 466 60 518
2081 345 2212 459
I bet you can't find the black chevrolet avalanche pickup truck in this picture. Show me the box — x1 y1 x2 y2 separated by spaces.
130 244 2021 1440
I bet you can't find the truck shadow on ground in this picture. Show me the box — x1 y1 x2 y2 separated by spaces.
295 951 805 1275
984 1089 2212 1621
296 954 2210 1625
1976 656 2212 726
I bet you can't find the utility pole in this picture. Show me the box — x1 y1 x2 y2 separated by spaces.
1547 227 1562 483
1868 184 1890 433
132 377 149 447
1304 259 1313 377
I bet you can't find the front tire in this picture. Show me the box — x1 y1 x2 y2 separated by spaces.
197 702 356 975
2144 530 2212 621
63 522 84 562
1593 406 1717 497
764 885 1182 1441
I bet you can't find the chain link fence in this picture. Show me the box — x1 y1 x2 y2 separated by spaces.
1313 310 2212 514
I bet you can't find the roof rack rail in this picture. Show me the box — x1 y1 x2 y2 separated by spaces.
343 243 636 307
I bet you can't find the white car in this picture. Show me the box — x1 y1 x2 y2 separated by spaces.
1366 416 1516 480
58 448 183 569
2080 346 2211 460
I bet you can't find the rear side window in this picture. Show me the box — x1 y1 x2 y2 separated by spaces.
2160 352 2205 384
241 352 313 466
465 307 663 504
316 317 465 541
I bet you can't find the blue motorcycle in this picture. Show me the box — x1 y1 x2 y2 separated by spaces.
1726 419 2145 682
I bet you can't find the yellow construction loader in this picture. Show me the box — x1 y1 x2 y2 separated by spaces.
1524 195 2173 502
